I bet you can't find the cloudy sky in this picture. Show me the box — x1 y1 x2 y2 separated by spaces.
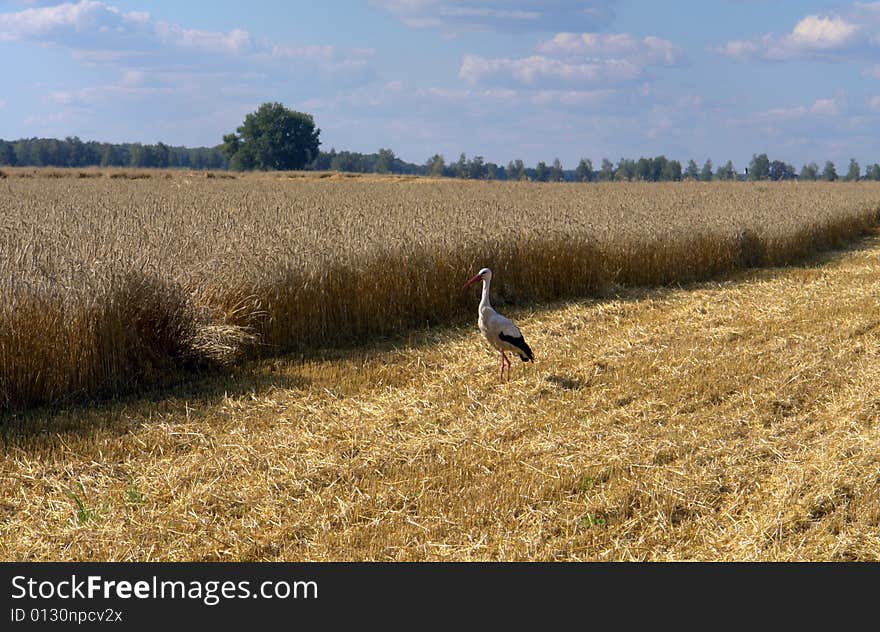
1 0 879 169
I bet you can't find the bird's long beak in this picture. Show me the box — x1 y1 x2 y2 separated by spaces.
463 274 482 290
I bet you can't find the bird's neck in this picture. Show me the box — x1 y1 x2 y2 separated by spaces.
480 278 492 311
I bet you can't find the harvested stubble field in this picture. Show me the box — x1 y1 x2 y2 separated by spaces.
1 171 880 560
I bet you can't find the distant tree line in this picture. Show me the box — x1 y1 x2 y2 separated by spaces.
307 151 880 183
3 136 879 183
307 150 694 182
743 153 879 182
0 137 228 170
309 147 425 175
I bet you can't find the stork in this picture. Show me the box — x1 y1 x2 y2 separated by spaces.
463 267 534 381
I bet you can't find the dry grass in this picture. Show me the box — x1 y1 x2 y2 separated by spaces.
2 172 879 411
1 232 879 561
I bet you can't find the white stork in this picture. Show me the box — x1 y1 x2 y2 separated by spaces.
463 267 534 381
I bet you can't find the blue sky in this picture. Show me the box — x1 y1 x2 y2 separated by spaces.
1 1 879 170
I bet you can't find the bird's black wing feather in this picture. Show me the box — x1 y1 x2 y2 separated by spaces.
498 332 534 362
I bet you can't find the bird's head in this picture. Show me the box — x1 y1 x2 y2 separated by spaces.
463 267 492 289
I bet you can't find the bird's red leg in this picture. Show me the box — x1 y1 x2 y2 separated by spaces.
501 351 510 382
499 352 505 382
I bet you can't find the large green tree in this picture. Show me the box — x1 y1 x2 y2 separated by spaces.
575 158 593 182
845 158 860 182
822 161 838 181
715 161 736 181
534 161 549 182
662 159 682 181
454 153 468 178
700 159 714 182
425 154 445 177
0 141 16 166
597 158 615 181
615 158 634 181
800 162 819 181
507 159 525 181
469 155 487 179
222 102 320 171
748 153 770 180
770 160 795 181
635 157 651 181
375 148 395 174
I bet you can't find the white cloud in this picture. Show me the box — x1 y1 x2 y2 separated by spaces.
0 1 151 45
536 32 681 65
118 69 143 87
864 64 880 78
810 98 841 116
0 1 370 73
529 88 614 106
416 86 519 102
70 49 145 63
764 98 843 119
24 109 73 127
154 22 250 55
791 15 859 48
413 85 613 109
372 0 616 33
0 1 244 54
14 0 81 6
257 44 375 73
714 39 761 60
48 70 163 106
716 4 880 62
460 54 643 87
870 96 880 110
460 30 680 88
264 44 338 61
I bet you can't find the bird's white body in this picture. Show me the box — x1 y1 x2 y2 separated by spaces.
465 268 533 381
478 285 524 355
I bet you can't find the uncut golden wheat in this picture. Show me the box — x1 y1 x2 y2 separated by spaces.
1 170 878 411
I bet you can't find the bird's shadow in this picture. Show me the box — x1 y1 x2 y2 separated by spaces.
544 374 590 391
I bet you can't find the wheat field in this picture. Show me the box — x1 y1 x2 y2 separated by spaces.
1 171 879 561
1 169 879 411
1 228 879 560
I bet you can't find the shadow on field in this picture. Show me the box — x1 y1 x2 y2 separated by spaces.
545 374 592 391
0 366 312 443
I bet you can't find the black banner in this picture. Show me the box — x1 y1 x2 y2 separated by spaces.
0 562 875 627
